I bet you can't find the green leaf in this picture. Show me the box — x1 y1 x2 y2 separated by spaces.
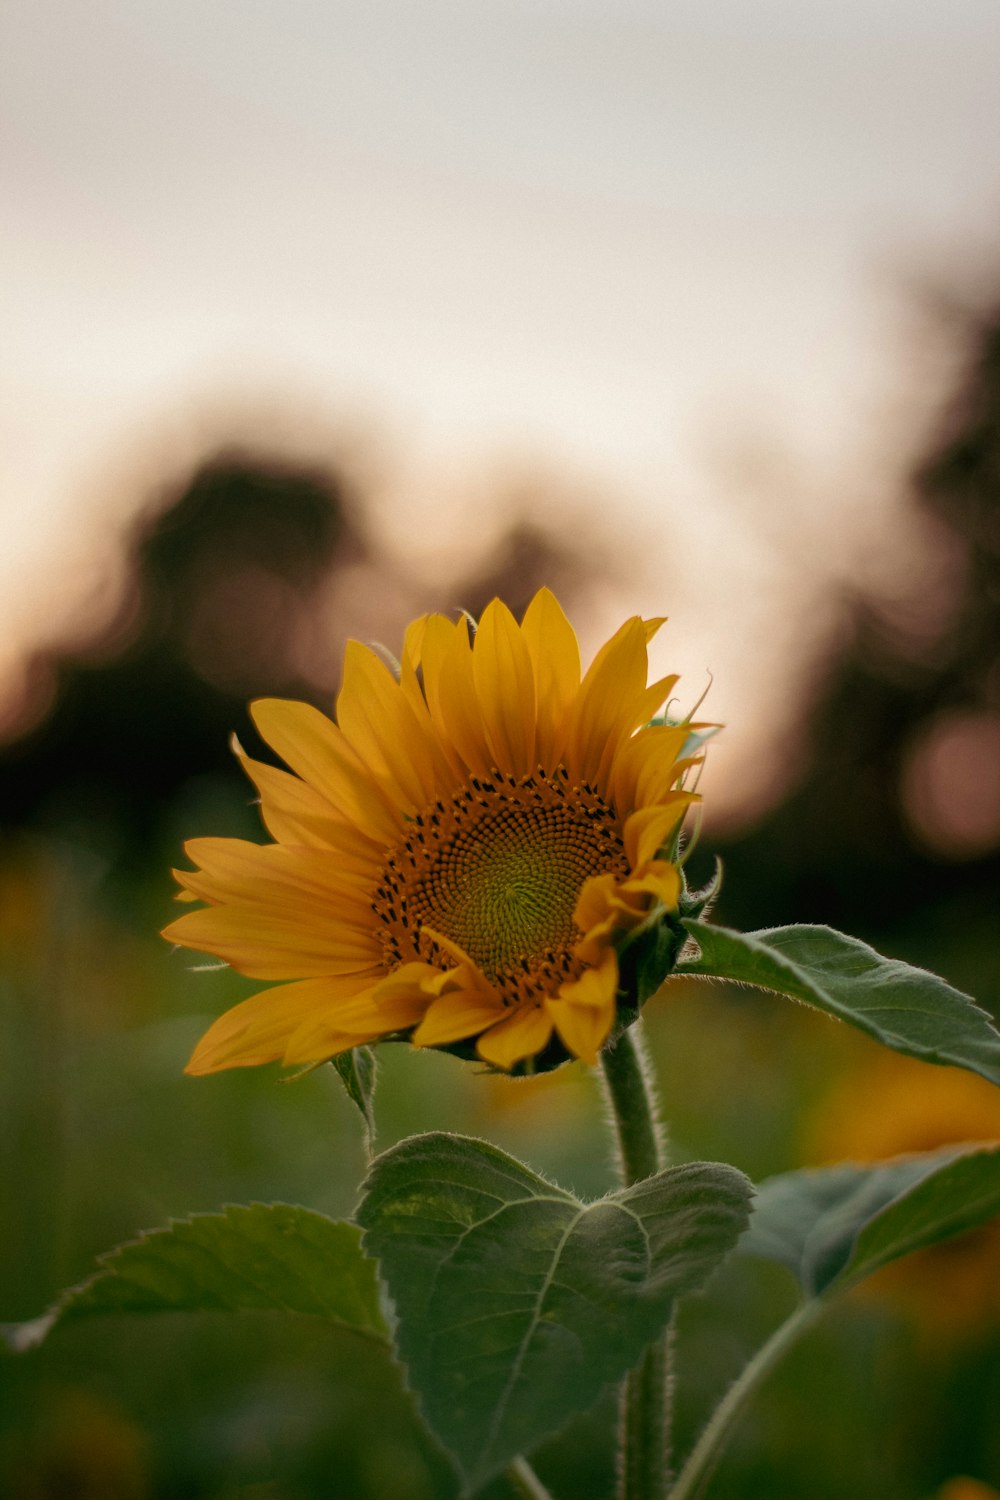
357 1131 752 1493
331 1045 378 1155
5 1204 386 1353
679 920 1000 1088
843 1144 1000 1288
742 1144 1000 1297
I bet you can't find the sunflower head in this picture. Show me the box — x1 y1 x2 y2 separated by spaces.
163 588 713 1076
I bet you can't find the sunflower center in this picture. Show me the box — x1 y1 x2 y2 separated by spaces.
372 768 627 1004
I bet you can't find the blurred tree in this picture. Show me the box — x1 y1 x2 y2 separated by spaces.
450 515 604 625
0 451 368 865
712 302 1000 1007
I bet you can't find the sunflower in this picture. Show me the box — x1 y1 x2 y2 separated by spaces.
164 588 706 1074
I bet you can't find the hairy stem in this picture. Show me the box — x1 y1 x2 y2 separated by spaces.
599 1022 670 1500
599 1022 666 1186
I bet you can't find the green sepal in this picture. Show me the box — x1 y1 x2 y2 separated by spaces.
678 856 723 922
616 913 686 1016
330 1045 378 1156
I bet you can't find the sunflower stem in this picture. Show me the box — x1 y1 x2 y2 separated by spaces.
599 1023 671 1500
599 1022 666 1185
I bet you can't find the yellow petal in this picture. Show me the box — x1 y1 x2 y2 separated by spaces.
162 905 381 980
548 996 611 1068
545 951 619 1065
476 1004 554 1068
373 960 447 999
573 919 620 967
283 983 429 1063
573 872 623 933
173 870 372 937
609 724 691 816
472 598 537 775
176 838 377 919
521 587 580 771
544 1002 610 1066
284 1028 372 1062
621 860 682 911
235 745 347 847
559 949 620 1010
573 861 684 964
399 619 468 782
623 802 693 870
412 989 507 1047
370 961 483 1024
636 673 678 725
421 615 492 775
572 873 648 965
594 671 681 791
566 616 651 787
417 923 489 978
251 698 401 846
184 973 380 1074
337 641 449 808
401 613 430 674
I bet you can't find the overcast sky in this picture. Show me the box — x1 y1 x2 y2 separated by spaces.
3 0 999 810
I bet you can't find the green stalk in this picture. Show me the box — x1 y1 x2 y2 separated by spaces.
599 1023 670 1500
669 1298 824 1500
600 1023 665 1185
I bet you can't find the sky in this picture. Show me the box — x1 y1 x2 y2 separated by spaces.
3 0 1000 816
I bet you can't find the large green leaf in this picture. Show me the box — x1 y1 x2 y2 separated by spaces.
742 1144 1000 1297
679 920 1000 1087
358 1131 752 1493
5 1204 386 1353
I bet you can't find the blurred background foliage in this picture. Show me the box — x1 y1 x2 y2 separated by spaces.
2 300 999 1499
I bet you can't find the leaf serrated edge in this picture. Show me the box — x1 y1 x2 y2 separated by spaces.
4 1203 386 1353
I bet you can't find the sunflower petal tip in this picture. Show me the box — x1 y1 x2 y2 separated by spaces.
183 1049 215 1077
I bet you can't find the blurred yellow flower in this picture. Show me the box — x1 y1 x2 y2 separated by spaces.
937 1480 1000 1500
808 1047 1000 1163
164 589 702 1074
